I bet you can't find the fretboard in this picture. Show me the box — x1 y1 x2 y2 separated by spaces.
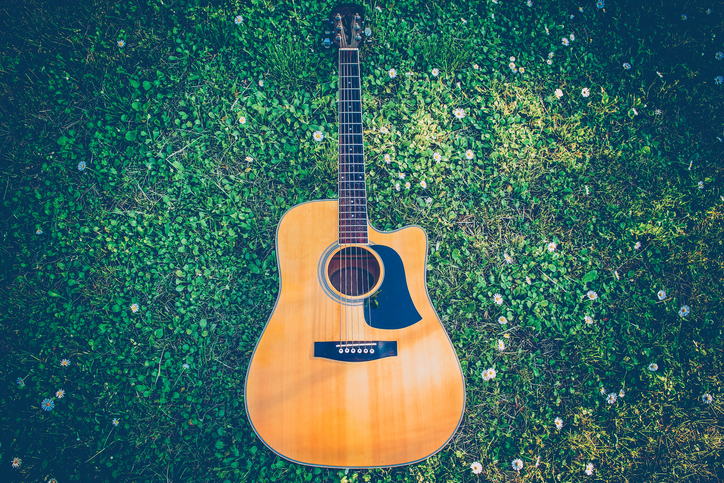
338 48 367 245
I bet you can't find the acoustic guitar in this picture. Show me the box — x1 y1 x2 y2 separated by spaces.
245 3 465 468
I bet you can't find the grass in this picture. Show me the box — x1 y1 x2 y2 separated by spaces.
1 0 723 481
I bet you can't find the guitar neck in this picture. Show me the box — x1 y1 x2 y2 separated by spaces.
338 48 368 245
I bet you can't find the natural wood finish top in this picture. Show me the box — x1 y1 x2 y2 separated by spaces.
245 200 465 468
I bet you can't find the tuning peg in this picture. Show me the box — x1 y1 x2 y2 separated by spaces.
354 24 360 31
335 14 341 21
336 25 342 31
355 14 361 21
355 34 362 41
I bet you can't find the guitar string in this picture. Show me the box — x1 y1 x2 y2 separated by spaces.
341 47 348 349
344 47 350 348
338 46 344 350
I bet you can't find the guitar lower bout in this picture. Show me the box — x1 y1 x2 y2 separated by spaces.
245 200 465 468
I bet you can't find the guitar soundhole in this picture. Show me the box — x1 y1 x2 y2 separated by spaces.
328 247 381 297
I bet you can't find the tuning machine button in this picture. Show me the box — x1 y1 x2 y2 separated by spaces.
323 38 331 48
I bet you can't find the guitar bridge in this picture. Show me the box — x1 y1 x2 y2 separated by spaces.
314 341 397 362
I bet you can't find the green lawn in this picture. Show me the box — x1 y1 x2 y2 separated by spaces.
1 0 723 481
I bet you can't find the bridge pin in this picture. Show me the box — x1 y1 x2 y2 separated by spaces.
339 348 343 353
345 348 350 353
351 348 356 353
370 349 375 354
364 349 368 353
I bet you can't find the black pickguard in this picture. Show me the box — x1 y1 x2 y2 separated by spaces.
364 245 422 329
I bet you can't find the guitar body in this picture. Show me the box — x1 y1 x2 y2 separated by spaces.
245 200 465 468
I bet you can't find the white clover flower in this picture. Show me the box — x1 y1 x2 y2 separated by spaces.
473 64 479 69
384 153 391 163
431 68 439 77
512 459 523 471
579 6 583 11
657 290 666 300
379 126 389 134
313 131 324 142
547 242 557 252
56 389 65 398
585 185 590 195
633 108 638 115
509 62 516 70
548 52 554 59
471 461 483 474
586 291 598 301
545 25 549 35
555 89 563 98
388 68 397 78
234 15 243 25
245 156 253 162
554 417 563 430
619 389 625 398
518 66 525 73
12 457 22 468
562 38 570 46
117 40 125 48
655 109 662 115
433 152 442 162
395 182 400 191
634 241 641 249
405 181 411 189
698 181 704 189
581 87 590 97
398 172 406 179
510 56 516 62
547 59 553 65
258 80 264 87
702 394 713 404
488 368 497 380
606 393 617 404
239 116 247 124
130 303 139 313
600 387 606 395
493 294 503 305
526 276 531 285
454 108 466 119
570 33 576 41
498 315 508 325
425 197 432 205
465 149 474 160
420 180 427 189
503 253 513 264
36 229 43 235
585 463 594 475
182 363 190 369
112 418 119 426
679 305 690 317
585 315 594 324
615 271 620 280
497 339 505 351
648 363 658 372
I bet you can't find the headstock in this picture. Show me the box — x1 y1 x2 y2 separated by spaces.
323 3 365 49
